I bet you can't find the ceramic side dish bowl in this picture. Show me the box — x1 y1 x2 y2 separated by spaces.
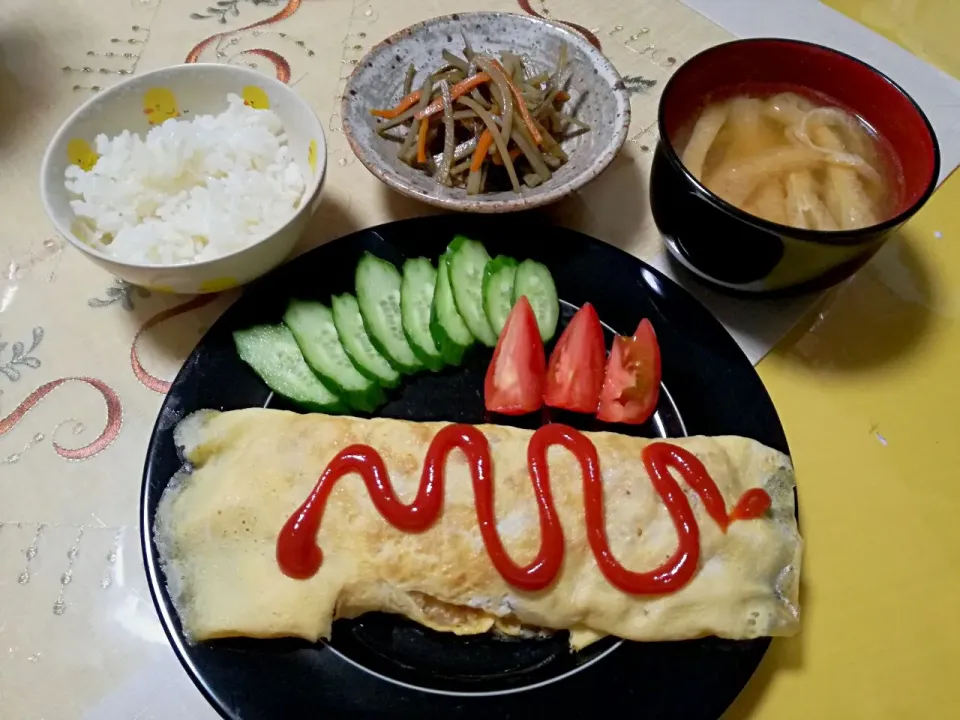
40 63 327 295
341 11 630 213
650 38 940 295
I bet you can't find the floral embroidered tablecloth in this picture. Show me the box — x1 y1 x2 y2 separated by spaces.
0 1 734 716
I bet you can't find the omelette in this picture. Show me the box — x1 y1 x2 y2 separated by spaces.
155 409 802 648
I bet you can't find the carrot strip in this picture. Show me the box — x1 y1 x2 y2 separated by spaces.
491 60 542 146
416 118 430 163
470 130 494 172
492 147 522 166
414 72 491 120
370 91 420 119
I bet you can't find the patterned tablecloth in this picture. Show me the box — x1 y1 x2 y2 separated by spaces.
1 1 733 717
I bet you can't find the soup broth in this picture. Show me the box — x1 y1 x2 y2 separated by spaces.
676 91 900 231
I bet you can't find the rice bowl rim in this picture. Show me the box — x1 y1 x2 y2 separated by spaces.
40 63 328 271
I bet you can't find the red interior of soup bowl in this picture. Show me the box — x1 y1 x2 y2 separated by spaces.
660 38 940 219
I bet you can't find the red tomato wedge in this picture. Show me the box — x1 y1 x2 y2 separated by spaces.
484 296 546 415
596 318 661 425
543 303 606 413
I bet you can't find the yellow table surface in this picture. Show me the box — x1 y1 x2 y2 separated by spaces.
729 2 960 715
826 0 960 80
728 172 960 718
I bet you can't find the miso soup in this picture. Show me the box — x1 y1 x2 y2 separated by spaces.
675 91 900 231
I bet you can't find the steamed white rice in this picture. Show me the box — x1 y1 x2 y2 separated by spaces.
65 93 305 265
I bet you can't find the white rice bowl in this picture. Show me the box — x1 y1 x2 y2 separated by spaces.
65 93 305 265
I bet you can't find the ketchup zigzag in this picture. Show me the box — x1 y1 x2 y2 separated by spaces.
277 424 771 595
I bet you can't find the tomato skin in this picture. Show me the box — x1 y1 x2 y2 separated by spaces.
596 319 661 425
484 296 546 415
543 303 606 413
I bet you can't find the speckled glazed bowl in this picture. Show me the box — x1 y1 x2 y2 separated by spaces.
342 12 630 213
40 63 327 295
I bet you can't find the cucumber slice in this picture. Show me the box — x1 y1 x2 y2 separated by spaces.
355 252 423 374
400 258 445 371
513 259 559 342
482 255 519 336
430 248 474 366
283 299 386 413
331 293 401 389
448 235 498 347
233 324 345 413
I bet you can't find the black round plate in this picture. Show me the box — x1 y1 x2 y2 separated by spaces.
141 215 789 720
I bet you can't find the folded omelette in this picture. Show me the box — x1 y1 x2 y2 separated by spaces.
156 408 801 648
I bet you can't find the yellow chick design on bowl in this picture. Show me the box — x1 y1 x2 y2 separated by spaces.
66 138 98 171
143 87 180 125
242 85 270 110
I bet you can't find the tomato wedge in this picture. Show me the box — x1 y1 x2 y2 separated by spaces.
544 302 606 413
596 318 661 425
484 296 546 415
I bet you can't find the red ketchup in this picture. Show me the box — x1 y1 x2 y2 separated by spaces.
277 424 771 595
